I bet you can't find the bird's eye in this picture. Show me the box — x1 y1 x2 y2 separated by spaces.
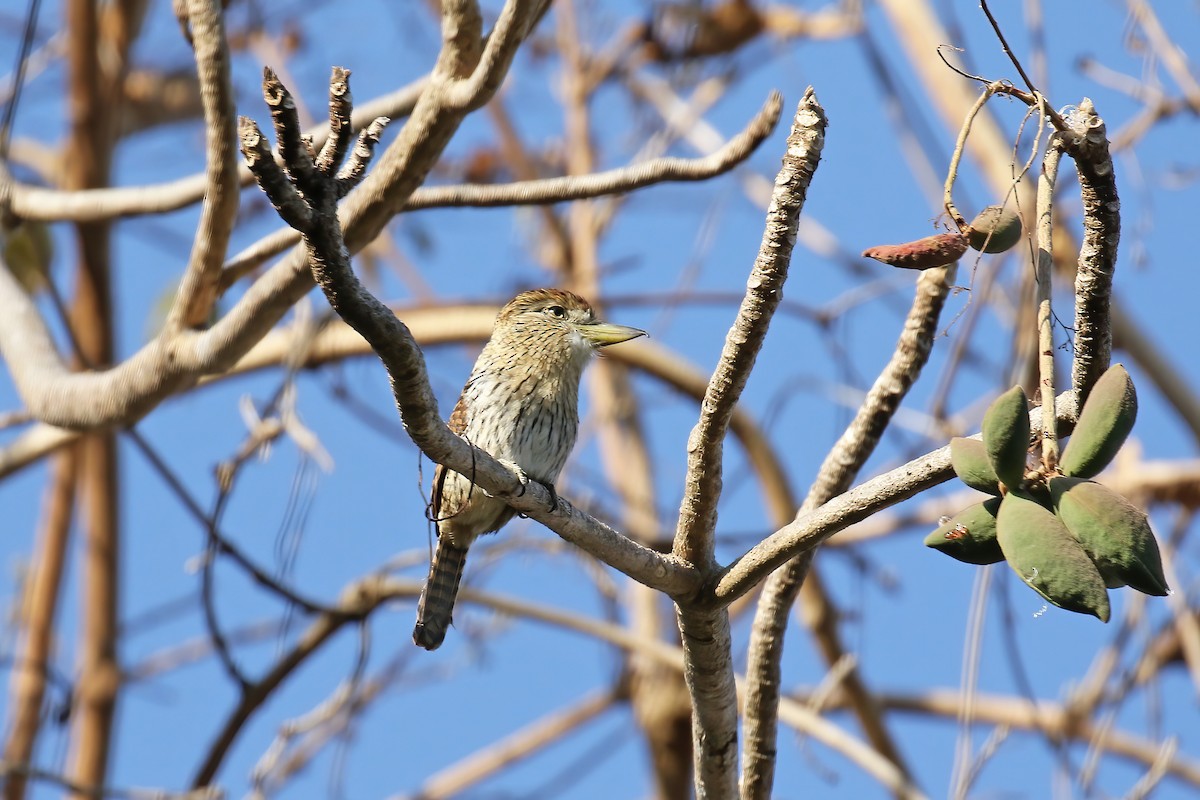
545 305 567 318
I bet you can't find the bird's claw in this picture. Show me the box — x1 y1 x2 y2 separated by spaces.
492 461 557 512
493 459 529 498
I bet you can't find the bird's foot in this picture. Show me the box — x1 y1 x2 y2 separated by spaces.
492 460 558 513
492 459 530 498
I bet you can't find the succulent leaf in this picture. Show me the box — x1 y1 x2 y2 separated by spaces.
996 492 1111 621
982 386 1030 490
950 438 1002 495
965 205 1023 253
924 498 1004 564
1060 364 1138 478
1049 477 1168 596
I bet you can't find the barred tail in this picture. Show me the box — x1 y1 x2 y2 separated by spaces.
413 542 469 650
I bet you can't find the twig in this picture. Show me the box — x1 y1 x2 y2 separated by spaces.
1035 133 1065 469
405 92 780 209
978 0 1067 132
943 82 1000 230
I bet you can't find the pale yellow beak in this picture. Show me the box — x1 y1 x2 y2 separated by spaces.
579 321 646 347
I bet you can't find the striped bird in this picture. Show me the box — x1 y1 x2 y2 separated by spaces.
414 289 644 650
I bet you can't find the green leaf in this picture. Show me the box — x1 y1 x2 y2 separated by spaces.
924 498 1004 564
1050 477 1168 596
1060 364 1137 478
982 386 1030 490
996 492 1110 621
950 437 1001 496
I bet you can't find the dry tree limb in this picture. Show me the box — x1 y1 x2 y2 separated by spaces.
670 89 826 800
1064 100 1119 401
162 0 238 333
217 93 781 289
0 79 427 223
1035 134 1065 468
1 451 76 800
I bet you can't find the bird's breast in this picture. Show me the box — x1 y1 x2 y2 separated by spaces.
462 372 580 484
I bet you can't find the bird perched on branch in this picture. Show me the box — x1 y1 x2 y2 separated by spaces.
414 289 645 650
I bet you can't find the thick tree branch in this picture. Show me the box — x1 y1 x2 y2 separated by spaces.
1064 100 1119 401
672 89 826 800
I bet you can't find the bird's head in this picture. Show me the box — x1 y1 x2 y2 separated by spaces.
494 289 645 363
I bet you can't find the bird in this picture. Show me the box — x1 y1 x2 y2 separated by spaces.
413 288 645 650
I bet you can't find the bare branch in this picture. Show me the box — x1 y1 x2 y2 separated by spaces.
163 0 239 332
673 89 827 800
1 452 75 800
1064 99 1119 401
405 92 782 209
444 0 550 110
0 80 426 224
1035 133 1065 469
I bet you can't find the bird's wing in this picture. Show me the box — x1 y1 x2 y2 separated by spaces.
429 387 471 523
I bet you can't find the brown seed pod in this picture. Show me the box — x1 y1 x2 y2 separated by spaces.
862 233 968 270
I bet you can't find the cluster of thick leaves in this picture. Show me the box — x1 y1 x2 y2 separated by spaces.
926 365 1168 621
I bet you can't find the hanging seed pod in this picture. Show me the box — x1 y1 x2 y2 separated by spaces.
950 437 1002 496
1049 477 1168 596
981 385 1030 491
924 497 1004 564
862 233 968 270
965 205 1023 253
997 492 1111 621
1060 364 1138 479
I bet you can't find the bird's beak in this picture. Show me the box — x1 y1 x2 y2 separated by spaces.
579 321 646 347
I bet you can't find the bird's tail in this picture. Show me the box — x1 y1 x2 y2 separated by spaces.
413 541 469 650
